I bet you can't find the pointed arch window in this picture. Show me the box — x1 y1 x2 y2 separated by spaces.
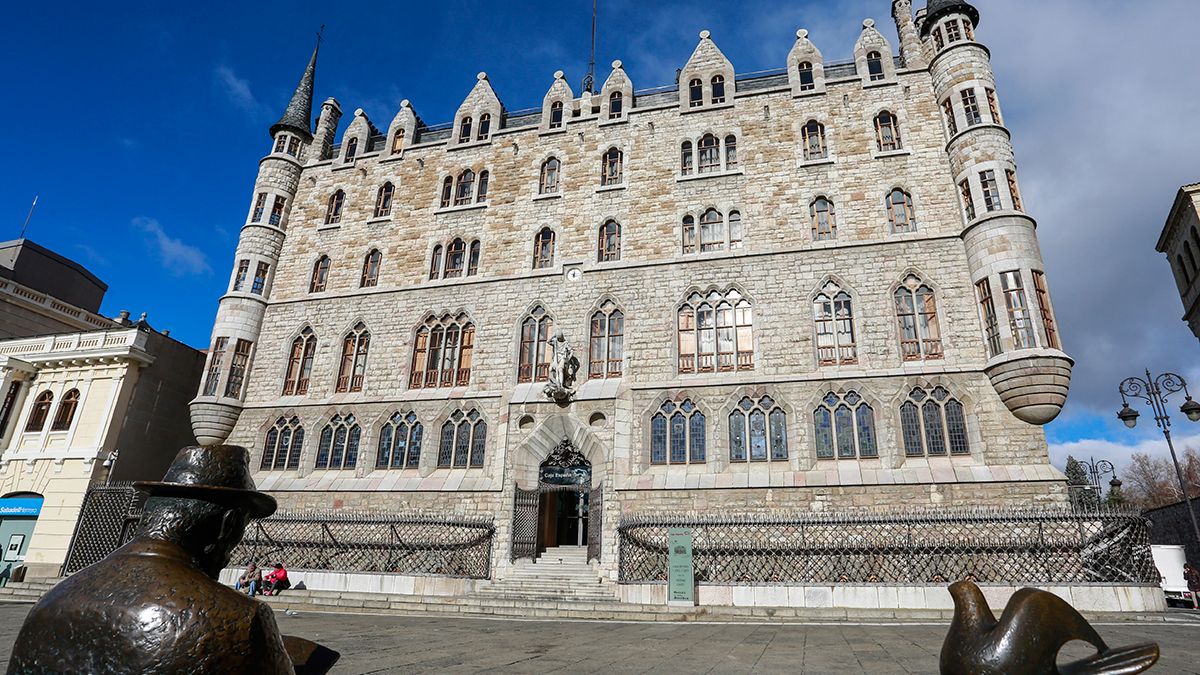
533 227 555 269
438 410 487 468
814 282 857 365
477 113 491 141
458 116 472 143
26 391 53 432
440 176 453 208
444 238 467 278
677 289 753 374
725 135 738 169
729 396 787 462
601 147 623 186
343 137 358 163
549 101 564 129
688 78 703 107
325 190 344 225
309 256 330 293
374 182 394 218
810 197 836 241
282 327 317 395
650 399 705 464
336 322 370 393
262 416 304 470
875 111 901 152
609 91 623 119
315 413 359 470
50 389 80 432
454 170 475 206
680 142 693 176
900 387 970 457
710 75 726 104
378 411 423 469
598 220 621 262
429 245 443 280
410 314 475 389
802 120 827 160
361 249 382 288
589 301 624 379
698 134 720 173
468 240 481 276
540 157 561 194
391 129 405 155
895 276 943 361
518 306 554 383
814 391 877 460
887 189 916 233
797 62 815 91
866 51 885 81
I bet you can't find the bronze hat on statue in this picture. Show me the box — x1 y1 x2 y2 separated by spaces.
134 445 276 519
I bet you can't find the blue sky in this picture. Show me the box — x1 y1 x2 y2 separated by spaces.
2 0 1200 469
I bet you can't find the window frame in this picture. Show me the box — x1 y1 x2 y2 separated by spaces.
589 302 624 379
728 395 787 463
813 391 877 460
315 413 360 470
650 399 706 465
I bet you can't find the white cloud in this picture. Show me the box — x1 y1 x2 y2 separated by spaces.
1049 432 1200 479
132 217 211 276
214 65 263 115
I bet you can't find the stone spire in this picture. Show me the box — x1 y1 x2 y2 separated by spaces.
270 42 318 140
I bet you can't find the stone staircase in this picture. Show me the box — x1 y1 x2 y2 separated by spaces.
0 578 62 602
475 546 618 604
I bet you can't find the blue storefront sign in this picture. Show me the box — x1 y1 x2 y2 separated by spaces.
0 498 43 517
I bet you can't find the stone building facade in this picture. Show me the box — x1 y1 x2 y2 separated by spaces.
1158 182 1200 342
191 0 1074 574
0 239 113 339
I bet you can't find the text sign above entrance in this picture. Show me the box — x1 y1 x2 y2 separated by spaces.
667 528 695 606
0 498 42 517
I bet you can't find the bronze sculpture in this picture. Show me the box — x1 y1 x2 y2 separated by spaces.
7 445 337 674
940 580 1159 674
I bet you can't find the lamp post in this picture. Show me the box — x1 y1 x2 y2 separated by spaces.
1117 369 1200 551
1077 457 1117 503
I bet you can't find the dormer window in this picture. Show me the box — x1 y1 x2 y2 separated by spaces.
711 75 726 104
609 91 623 119
798 62 815 91
458 116 473 143
477 113 491 141
550 101 564 129
391 129 405 155
344 137 358 163
688 79 703 108
867 52 885 81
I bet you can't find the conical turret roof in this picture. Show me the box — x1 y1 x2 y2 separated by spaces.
921 0 980 36
270 43 318 139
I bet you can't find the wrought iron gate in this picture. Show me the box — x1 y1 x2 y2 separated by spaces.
587 485 602 562
62 483 145 575
511 486 539 561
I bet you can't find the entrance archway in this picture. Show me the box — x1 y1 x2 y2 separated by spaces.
512 439 602 562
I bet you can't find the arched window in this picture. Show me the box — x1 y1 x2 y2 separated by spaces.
598 220 621 262
51 389 80 431
26 391 53 432
900 386 970 457
549 101 564 129
814 391 877 459
728 210 743 250
810 197 836 240
309 255 330 293
437 410 487 468
262 416 304 470
283 327 317 395
678 289 753 373
802 120 827 160
429 245 443 280
589 301 624 378
681 215 697 254
325 190 344 225
540 157 561 194
797 62 815 91
867 51 885 81
698 134 720 173
315 413 360 470
688 78 703 107
711 75 726 104
1188 242 1199 275
444 238 467 278
410 314 475 389
361 249 382 288
680 141 694 176
458 116 472 143
729 395 787 462
601 147 623 186
700 208 724 252
476 170 489 202
650 399 705 464
518 306 554 383
440 176 453 208
336 322 370 393
895 275 943 361
533 227 555 269
609 91 623 119
477 113 491 141
343 137 358 163
875 111 901 152
725 135 738 169
374 182 394 218
887 189 916 233
454 169 475 206
377 411 423 469
468 240 481 276
1179 255 1192 286
391 129 405 155
814 281 856 365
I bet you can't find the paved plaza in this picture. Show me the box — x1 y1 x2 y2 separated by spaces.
0 603 1198 673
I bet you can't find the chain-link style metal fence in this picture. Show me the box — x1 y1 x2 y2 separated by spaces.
231 511 495 579
62 483 145 575
618 508 1159 585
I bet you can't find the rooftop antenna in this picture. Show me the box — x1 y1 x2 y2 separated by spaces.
582 0 597 94
19 196 37 240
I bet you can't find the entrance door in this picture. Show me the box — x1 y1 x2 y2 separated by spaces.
511 439 593 561
536 489 588 550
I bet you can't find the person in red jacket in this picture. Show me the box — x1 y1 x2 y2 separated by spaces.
263 562 290 596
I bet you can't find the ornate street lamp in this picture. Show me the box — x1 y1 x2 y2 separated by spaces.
1117 369 1200 551
1076 457 1117 500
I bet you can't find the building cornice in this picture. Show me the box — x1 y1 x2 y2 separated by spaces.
1156 183 1200 252
0 328 156 369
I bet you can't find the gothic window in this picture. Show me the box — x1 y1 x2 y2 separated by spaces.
598 220 621 262
975 278 1002 358
688 78 703 107
429 245 443 280
711 75 726 104
601 147 623 186
410 314 475 388
698 134 720 173
609 91 623 119
454 170 475 206
283 327 317 395
943 99 958 136
477 170 490 202
233 260 249 292
961 89 982 126
468 240 481 276
682 215 696 254
374 182 394 218
650 399 706 464
798 62 815 91
1032 271 1060 350
50 389 80 432
875 111 901 152
980 170 1002 211
437 410 486 468
678 289 753 373
729 396 787 462
959 180 975 221
725 135 738 169
1000 271 1037 349
361 249 382 288
810 197 836 240
802 120 827 160
814 391 877 459
680 142 694 176
440 176 453 208
985 88 1001 125
377 411 423 469
309 256 330 293
887 189 916 233
533 227 555 269
589 301 624 379
814 283 857 366
315 413 360 470
224 339 253 399
519 306 554 383
444 238 467 278
343 137 358 163
391 129 405 155
252 262 269 295
26 391 52 432
251 194 266 223
866 51 885 81
895 275 943 361
477 113 491 141
336 322 370 393
549 101 564 129
325 190 344 225
203 338 227 396
540 157 561 194
458 116 472 143
261 416 304 470
270 196 286 227
900 387 970 457
1006 170 1023 211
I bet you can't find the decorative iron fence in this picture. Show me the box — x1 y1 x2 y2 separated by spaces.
232 511 495 579
618 508 1159 585
62 483 145 575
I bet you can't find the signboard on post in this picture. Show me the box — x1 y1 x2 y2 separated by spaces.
667 528 695 606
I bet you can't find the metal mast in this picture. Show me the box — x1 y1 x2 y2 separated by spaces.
583 0 597 94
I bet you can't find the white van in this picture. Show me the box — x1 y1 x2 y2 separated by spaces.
1151 545 1192 607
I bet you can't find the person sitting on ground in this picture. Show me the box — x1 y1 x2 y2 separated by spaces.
236 562 262 596
263 562 290 596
